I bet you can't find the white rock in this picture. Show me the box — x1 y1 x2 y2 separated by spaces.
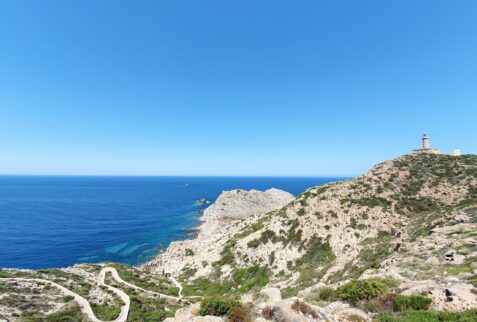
202 188 294 221
259 287 282 303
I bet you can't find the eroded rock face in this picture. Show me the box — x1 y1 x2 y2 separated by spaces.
202 188 295 221
145 188 294 277
5 154 477 320
150 153 477 317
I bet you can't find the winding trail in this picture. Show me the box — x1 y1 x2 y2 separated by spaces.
0 266 190 322
0 276 128 322
169 276 183 299
102 267 182 301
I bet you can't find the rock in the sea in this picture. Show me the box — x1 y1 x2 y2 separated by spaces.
198 198 208 205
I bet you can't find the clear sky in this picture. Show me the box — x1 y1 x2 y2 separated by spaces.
0 1 476 176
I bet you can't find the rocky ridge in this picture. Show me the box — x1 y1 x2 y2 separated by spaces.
145 188 295 278
154 153 477 321
2 153 477 321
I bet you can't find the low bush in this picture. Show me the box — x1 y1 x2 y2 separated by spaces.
127 295 169 321
62 295 74 302
317 286 333 301
228 306 250 322
306 287 334 304
394 295 432 311
261 305 285 321
232 266 269 293
336 279 390 305
45 305 86 322
374 309 477 322
365 293 398 313
291 300 319 319
90 304 121 321
199 297 241 317
261 306 273 319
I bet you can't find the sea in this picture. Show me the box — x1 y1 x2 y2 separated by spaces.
0 176 345 269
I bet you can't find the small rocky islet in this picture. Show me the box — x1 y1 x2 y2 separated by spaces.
2 151 477 321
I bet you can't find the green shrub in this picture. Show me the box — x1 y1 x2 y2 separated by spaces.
127 295 169 321
233 266 269 293
349 197 391 209
268 251 276 265
374 277 398 289
374 309 477 322
199 297 241 317
350 218 358 229
307 287 334 303
318 287 333 301
295 236 335 267
365 293 398 313
247 230 278 248
283 220 303 246
62 295 74 302
218 239 237 266
45 306 86 322
91 304 121 320
394 295 432 311
336 279 389 305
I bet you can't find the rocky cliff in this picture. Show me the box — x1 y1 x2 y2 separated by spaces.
145 188 295 278
2 153 477 321
202 188 295 221
157 153 477 321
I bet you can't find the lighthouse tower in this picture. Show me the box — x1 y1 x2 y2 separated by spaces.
422 134 430 149
413 134 441 154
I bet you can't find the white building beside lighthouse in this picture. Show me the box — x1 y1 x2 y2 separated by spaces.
412 134 462 156
413 134 441 154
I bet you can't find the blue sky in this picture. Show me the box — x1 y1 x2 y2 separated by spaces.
0 1 476 176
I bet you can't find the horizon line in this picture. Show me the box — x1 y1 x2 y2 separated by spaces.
0 173 354 178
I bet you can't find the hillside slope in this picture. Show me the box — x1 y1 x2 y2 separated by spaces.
160 153 477 320
2 153 477 321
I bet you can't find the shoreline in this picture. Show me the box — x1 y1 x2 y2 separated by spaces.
0 177 335 270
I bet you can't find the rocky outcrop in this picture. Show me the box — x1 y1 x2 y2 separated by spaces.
150 153 477 319
145 188 294 277
3 153 477 321
202 188 295 221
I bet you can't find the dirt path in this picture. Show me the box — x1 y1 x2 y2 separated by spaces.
0 276 128 322
101 267 181 301
98 268 130 321
1 266 197 321
169 276 183 299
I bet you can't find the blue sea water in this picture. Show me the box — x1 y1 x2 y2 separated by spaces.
0 176 344 269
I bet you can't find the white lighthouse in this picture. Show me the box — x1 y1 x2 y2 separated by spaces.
413 134 441 154
422 134 430 149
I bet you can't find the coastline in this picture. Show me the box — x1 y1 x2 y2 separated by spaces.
0 176 332 270
143 188 296 277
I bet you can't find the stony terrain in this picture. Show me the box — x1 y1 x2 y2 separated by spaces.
145 188 294 278
152 153 477 321
0 188 294 321
0 263 182 321
2 153 477 321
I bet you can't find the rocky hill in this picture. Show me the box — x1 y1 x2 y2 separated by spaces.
1 153 477 321
155 153 477 321
202 188 295 221
145 188 295 279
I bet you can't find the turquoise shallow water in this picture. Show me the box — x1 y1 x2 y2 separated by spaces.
0 176 344 269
